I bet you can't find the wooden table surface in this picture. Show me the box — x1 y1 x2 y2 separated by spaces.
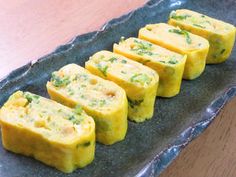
1 1 236 177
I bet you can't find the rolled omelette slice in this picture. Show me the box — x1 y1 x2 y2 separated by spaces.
138 23 210 80
113 37 187 97
0 91 95 173
168 9 236 64
46 64 128 145
85 50 159 123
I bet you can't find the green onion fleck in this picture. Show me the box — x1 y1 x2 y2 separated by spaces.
131 39 154 56
99 100 106 107
83 141 91 147
127 97 144 108
74 105 82 115
130 73 152 85
168 56 178 64
51 72 70 87
168 29 192 44
97 64 108 77
121 60 127 64
108 57 117 63
169 11 191 20
220 49 226 54
133 39 152 50
24 93 39 103
89 100 97 107
80 95 86 99
68 115 81 124
193 24 206 29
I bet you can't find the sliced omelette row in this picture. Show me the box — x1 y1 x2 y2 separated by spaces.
168 9 236 64
47 64 128 145
86 51 159 122
139 23 210 80
0 91 95 173
0 9 235 174
113 37 186 97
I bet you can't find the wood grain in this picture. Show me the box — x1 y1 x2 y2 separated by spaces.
160 97 236 177
0 0 146 78
0 1 236 177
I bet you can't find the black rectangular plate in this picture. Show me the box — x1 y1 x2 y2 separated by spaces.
0 0 235 176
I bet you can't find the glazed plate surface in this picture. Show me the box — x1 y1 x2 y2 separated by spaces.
0 0 235 176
